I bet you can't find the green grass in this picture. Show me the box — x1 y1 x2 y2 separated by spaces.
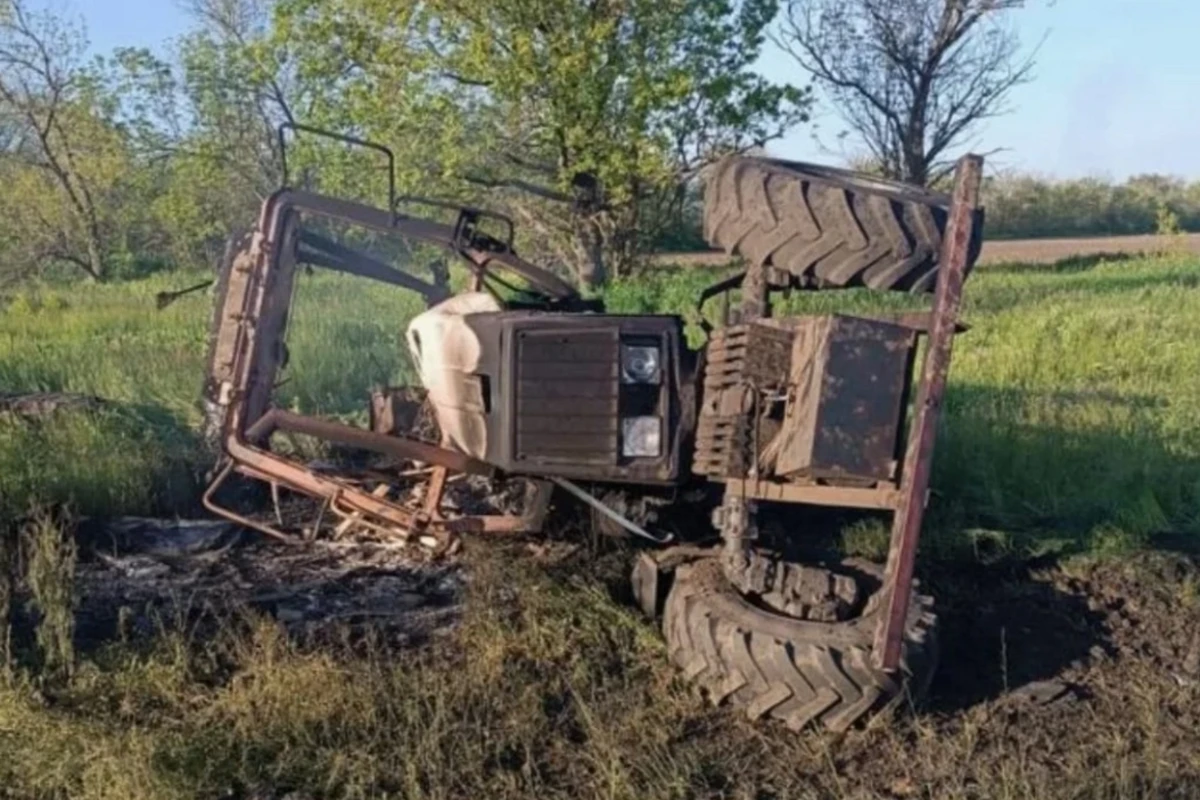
2 255 1200 798
0 552 756 800
0 549 718 800
3 254 1199 538
0 270 428 519
2 535 1198 800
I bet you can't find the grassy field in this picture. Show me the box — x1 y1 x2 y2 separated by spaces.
1 252 1199 798
5 252 1197 542
0 269 431 519
657 231 1200 268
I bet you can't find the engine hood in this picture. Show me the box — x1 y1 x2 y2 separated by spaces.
406 292 501 458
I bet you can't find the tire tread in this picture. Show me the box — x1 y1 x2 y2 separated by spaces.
703 156 982 292
662 559 938 733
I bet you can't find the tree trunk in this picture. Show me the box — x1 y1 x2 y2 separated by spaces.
903 148 928 186
573 219 607 289
84 234 104 282
903 105 929 186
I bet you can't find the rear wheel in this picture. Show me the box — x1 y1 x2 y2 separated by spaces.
661 556 937 732
703 156 983 293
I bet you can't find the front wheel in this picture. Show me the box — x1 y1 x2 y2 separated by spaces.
661 557 937 732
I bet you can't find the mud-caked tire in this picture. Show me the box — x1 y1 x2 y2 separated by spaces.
703 156 983 292
662 557 937 733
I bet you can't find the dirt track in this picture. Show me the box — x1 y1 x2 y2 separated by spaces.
655 232 1200 268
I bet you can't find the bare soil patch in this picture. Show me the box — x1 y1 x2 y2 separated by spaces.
823 552 1200 798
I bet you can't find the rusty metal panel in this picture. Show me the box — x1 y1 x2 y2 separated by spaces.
719 477 903 510
245 218 302 430
694 323 794 479
246 409 493 476
206 243 258 393
514 329 620 465
773 315 915 481
765 317 824 477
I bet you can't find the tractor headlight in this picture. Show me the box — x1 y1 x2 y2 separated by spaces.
622 416 662 457
621 344 661 384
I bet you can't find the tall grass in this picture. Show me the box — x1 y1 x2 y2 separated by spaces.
0 269 426 517
1 257 1199 798
21 507 76 679
2 254 1199 546
0 546 1196 800
0 551 722 800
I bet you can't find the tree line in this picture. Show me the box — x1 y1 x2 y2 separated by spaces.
2 0 1172 291
0 0 807 287
981 172 1200 240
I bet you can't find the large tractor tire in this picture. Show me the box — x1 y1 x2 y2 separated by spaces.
662 557 937 733
703 157 983 293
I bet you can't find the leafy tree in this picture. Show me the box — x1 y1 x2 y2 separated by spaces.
976 170 1200 240
154 0 310 268
276 0 807 287
0 0 111 280
167 0 401 268
778 0 1038 186
0 1 173 281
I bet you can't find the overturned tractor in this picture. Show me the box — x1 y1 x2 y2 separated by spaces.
202 124 984 732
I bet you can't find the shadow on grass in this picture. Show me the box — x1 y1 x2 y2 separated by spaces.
0 397 206 520
934 382 1199 549
912 379 1199 709
986 251 1142 275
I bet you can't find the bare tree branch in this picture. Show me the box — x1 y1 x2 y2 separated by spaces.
777 0 1038 185
0 0 110 279
462 173 576 205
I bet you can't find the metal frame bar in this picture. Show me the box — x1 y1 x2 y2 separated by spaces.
296 230 450 303
202 188 565 546
278 122 397 210
260 189 578 302
393 194 517 254
245 409 493 477
872 154 984 671
719 477 904 511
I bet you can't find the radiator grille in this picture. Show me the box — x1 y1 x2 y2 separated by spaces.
515 329 620 464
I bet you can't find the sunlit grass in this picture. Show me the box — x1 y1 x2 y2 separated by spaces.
2 254 1199 543
2 255 1200 799
0 269 429 518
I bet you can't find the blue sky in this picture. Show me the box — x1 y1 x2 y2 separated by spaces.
57 0 1200 179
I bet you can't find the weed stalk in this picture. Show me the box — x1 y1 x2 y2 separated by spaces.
0 523 13 683
23 506 78 680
